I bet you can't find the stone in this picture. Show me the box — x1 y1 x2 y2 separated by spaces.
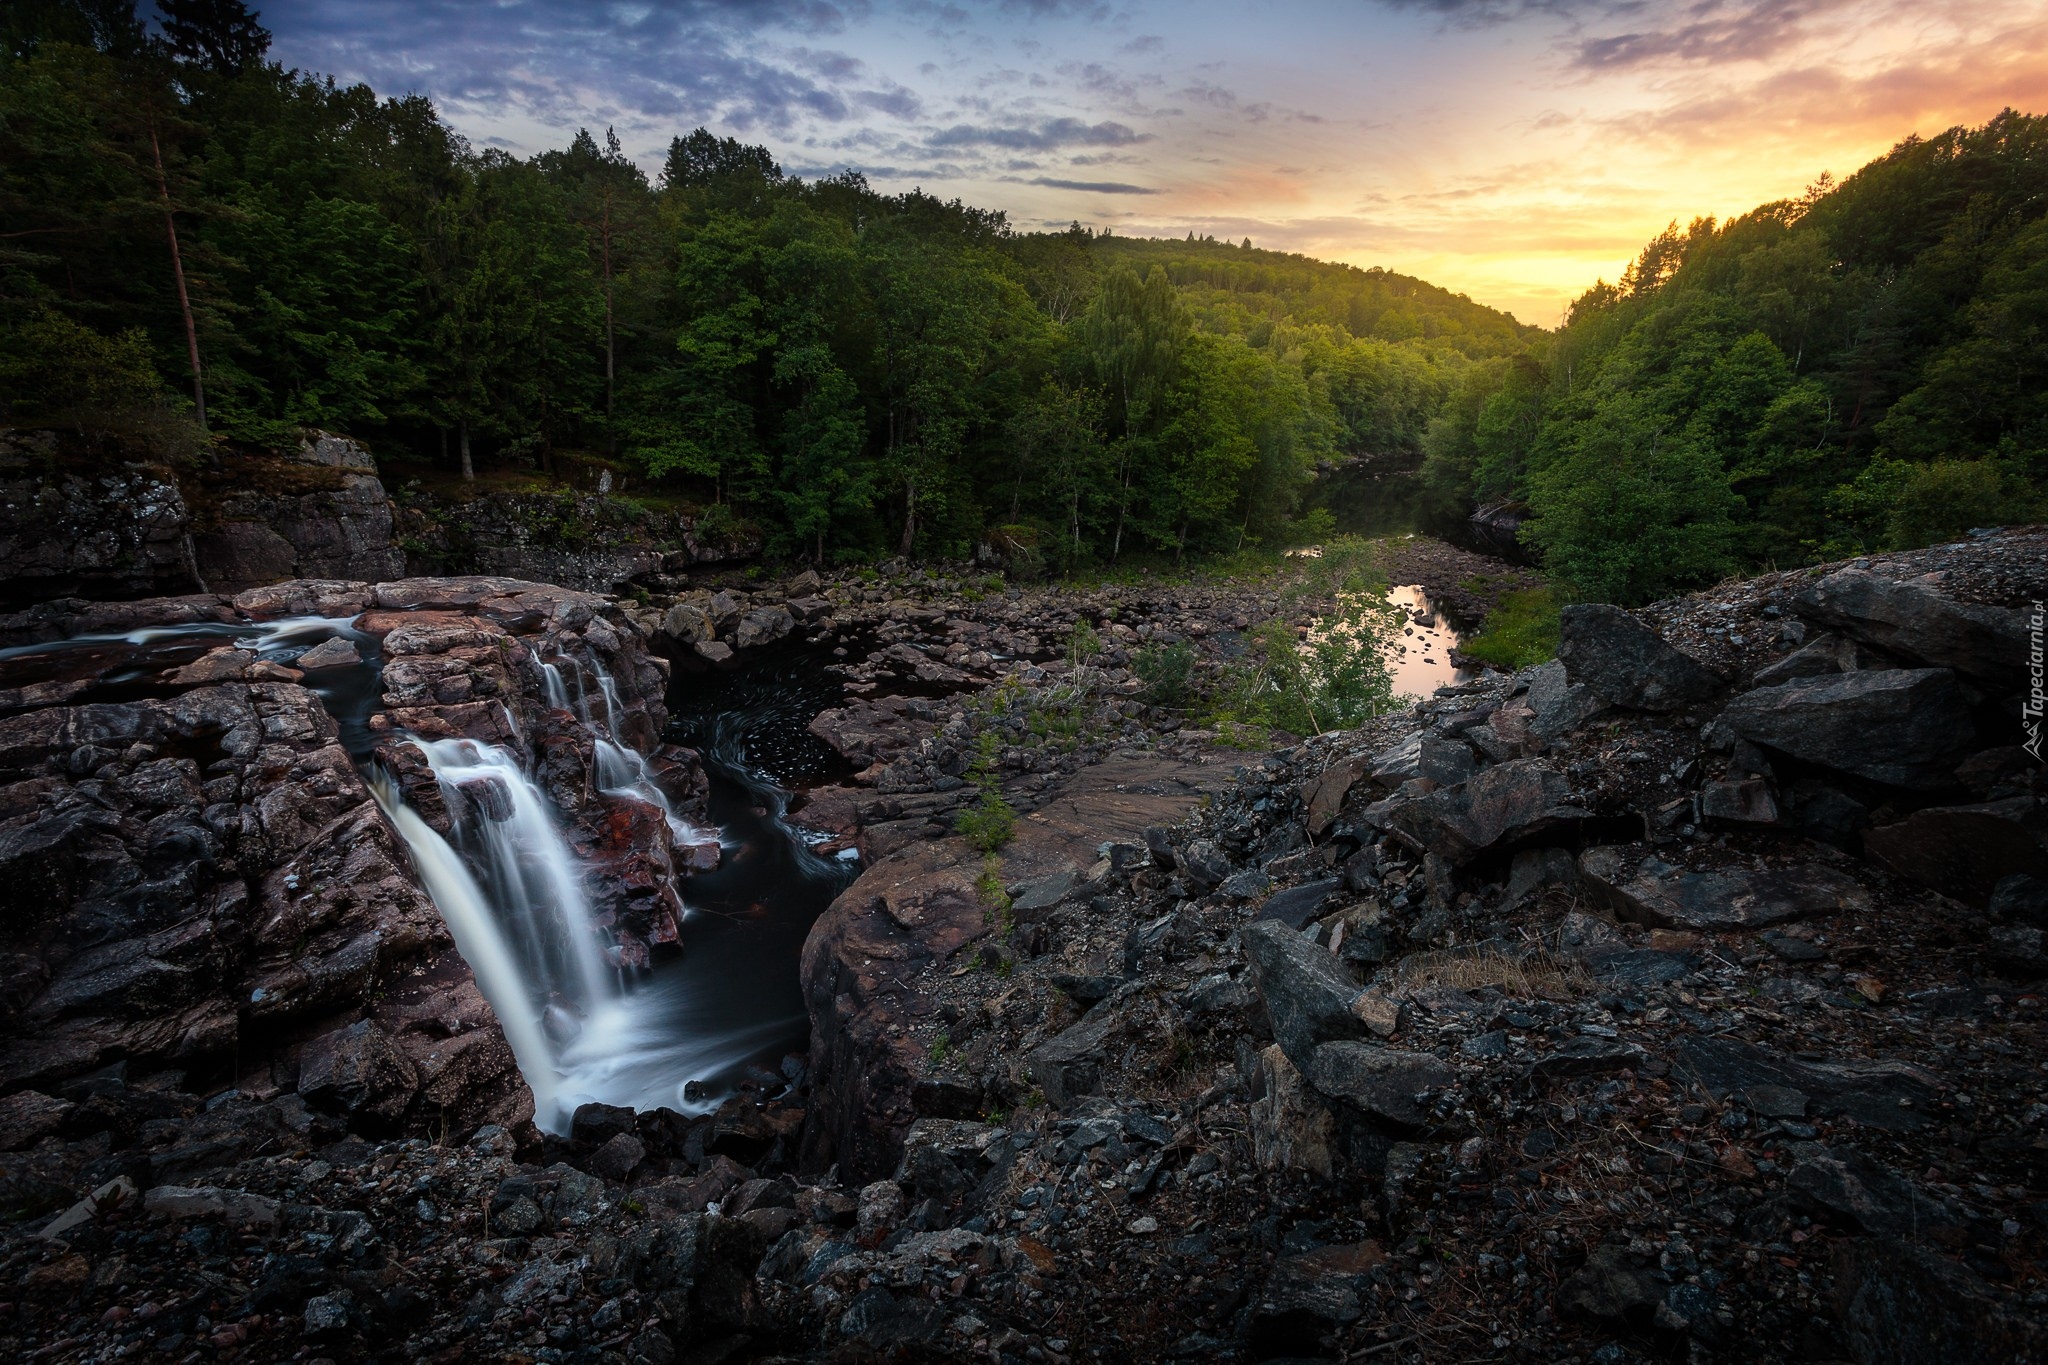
38 1175 138 1239
1023 1003 1120 1107
694 639 734 664
660 603 712 643
1219 867 1272 901
1832 1238 2047 1365
1796 567 2031 687
297 1019 420 1126
1417 735 1476 786
571 1101 639 1144
1009 870 1076 913
1242 920 1366 1066
1699 777 1781 825
293 636 360 670
0 1089 74 1150
1301 754 1368 837
1249 1240 1384 1355
1753 631 1879 686
1250 1044 1336 1177
1560 1244 1662 1324
142 1185 282 1225
1862 798 2048 906
1256 877 1341 929
1557 603 1725 711
1347 986 1405 1039
1524 660 1606 742
1719 668 1977 791
1303 1042 1454 1129
588 1133 647 1181
1179 838 1231 890
733 606 795 650
1367 732 1423 787
1992 872 2048 925
1504 846 1577 907
1786 1148 1960 1237
1676 1036 1941 1132
1578 845 1869 929
302 1290 356 1336
1378 758 1589 864
1527 1037 1648 1079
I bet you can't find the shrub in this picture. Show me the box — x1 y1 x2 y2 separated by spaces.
1461 585 1561 670
1133 640 1196 706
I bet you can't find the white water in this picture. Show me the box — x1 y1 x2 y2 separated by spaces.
370 774 567 1122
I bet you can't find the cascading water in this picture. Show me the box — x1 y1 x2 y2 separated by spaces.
3 610 857 1134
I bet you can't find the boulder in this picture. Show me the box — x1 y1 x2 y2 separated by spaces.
1023 1003 1120 1108
1249 1044 1336 1177
1718 668 1977 791
1523 659 1607 741
1832 1238 2047 1365
1304 1041 1454 1129
733 606 794 650
1377 758 1588 864
294 636 361 670
1796 567 2030 687
1699 777 1781 825
1256 877 1341 929
297 1019 420 1126
1675 1036 1942 1132
1557 603 1725 711
1249 1239 1384 1356
1179 838 1232 891
1786 1148 1960 1237
1578 846 1868 929
1242 919 1366 1065
1300 754 1368 837
1862 797 2048 906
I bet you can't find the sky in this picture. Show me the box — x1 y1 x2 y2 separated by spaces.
259 0 2048 326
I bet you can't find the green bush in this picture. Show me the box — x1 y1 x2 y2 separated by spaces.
1133 640 1196 706
1215 600 1402 737
1461 585 1561 670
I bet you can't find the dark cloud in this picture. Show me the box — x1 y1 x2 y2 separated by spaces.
929 117 1147 149
1572 1 1841 69
264 0 881 140
1027 176 1159 193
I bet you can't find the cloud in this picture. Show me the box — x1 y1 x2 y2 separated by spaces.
1026 176 1160 193
928 116 1147 149
1572 0 1851 70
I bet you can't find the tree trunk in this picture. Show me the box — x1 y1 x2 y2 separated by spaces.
898 479 917 557
459 418 474 481
148 113 205 432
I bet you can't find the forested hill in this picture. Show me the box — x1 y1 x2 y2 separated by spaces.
1094 235 1533 358
1421 110 2048 603
1 0 1530 570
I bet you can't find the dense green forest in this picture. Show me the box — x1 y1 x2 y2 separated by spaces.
1421 113 2048 602
5 1 2041 592
0 0 1527 568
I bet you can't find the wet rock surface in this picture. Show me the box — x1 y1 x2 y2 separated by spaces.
2 527 2046 1363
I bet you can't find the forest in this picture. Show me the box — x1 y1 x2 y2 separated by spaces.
0 0 1527 571
1420 113 2048 602
3 0 2043 594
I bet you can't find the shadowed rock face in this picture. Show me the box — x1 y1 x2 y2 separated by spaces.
0 573 691 1147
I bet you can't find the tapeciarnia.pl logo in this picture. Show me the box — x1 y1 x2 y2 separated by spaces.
2027 600 2045 762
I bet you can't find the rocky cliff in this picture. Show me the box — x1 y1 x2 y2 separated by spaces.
1 532 2043 1365
0 574 692 1195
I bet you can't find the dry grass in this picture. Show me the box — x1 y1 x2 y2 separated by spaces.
1390 944 1593 999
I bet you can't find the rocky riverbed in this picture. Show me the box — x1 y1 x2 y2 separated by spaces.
1 518 2044 1364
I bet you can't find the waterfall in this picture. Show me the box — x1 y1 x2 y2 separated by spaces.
412 737 614 1015
370 773 567 1123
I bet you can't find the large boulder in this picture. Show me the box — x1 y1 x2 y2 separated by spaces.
1861 797 2048 906
1832 1238 2047 1365
1375 758 1589 864
1578 846 1870 929
1795 568 2030 687
1242 919 1366 1065
1304 1042 1455 1130
1718 668 1977 791
1557 603 1725 711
